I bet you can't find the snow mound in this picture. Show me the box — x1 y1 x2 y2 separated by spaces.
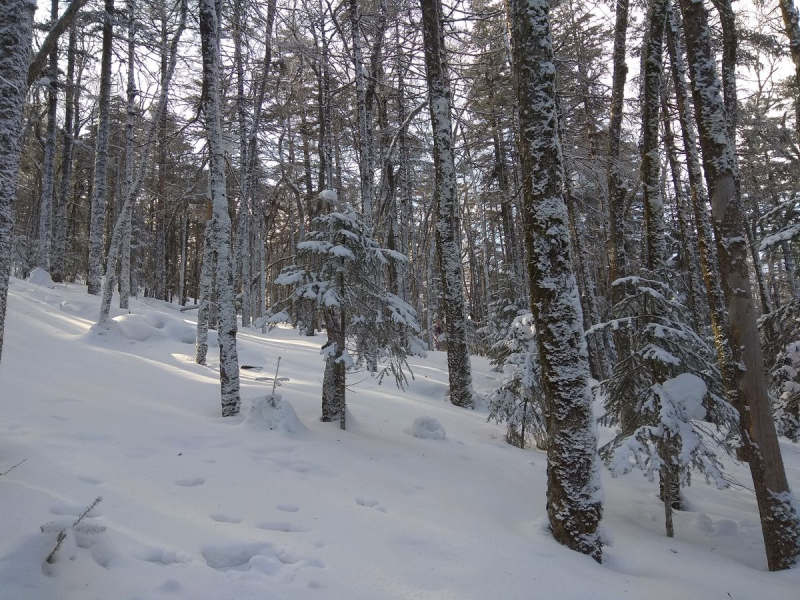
27 268 54 287
246 394 307 434
408 416 446 441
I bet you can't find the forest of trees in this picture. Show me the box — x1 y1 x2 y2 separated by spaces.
3 0 800 570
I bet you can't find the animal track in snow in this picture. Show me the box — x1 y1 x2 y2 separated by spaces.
256 521 310 533
210 513 242 523
78 475 103 485
135 546 192 566
174 477 205 487
276 504 299 513
355 498 386 512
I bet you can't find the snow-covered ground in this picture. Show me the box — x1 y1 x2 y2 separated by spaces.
1 275 799 600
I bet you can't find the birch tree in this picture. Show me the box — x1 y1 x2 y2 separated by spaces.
200 0 242 417
87 0 114 296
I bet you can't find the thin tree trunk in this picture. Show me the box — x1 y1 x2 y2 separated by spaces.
200 0 242 417
420 0 473 408
87 0 114 295
51 21 78 284
37 0 60 272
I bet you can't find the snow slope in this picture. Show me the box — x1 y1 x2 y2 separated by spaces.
1 276 799 599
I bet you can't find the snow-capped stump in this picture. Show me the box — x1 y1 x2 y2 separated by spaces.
408 416 446 441
246 395 307 434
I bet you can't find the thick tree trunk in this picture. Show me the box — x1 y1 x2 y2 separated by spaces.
0 0 35 364
679 0 800 570
200 0 241 417
420 0 474 408
778 0 800 131
507 0 603 562
87 0 114 295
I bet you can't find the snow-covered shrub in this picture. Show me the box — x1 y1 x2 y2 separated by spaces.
590 275 738 533
484 312 546 449
409 416 446 440
760 299 800 440
246 394 307 434
261 194 424 428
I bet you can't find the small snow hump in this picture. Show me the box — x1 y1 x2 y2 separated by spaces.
27 267 55 287
246 394 307 434
408 416 446 441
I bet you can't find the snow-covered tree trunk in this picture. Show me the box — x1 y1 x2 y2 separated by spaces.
51 21 78 284
666 3 740 416
641 0 668 276
37 0 60 272
679 0 800 570
200 0 241 417
350 0 373 223
606 0 634 428
87 0 114 296
507 0 603 561
195 216 213 366
420 0 473 408
661 96 703 330
179 210 188 305
119 0 137 311
778 0 800 131
0 0 35 364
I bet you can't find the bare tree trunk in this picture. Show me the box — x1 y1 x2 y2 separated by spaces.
679 0 800 570
0 0 35 363
200 0 241 417
507 0 603 561
420 0 473 408
87 0 114 295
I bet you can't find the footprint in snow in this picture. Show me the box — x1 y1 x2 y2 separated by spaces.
78 475 103 485
356 498 387 512
256 521 310 533
174 477 205 487
276 504 299 513
210 513 242 523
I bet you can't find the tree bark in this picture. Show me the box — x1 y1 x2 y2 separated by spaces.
679 0 800 570
87 0 114 295
200 0 242 417
420 0 474 408
0 0 35 364
507 0 603 561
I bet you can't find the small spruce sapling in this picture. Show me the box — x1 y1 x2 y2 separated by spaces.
590 276 738 536
41 496 105 565
484 312 547 449
260 192 425 429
